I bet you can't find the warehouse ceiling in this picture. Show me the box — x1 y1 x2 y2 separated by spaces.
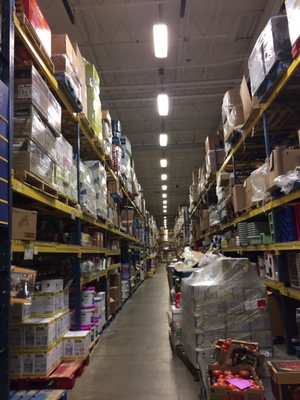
40 0 282 229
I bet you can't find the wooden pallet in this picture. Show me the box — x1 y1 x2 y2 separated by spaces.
16 13 55 74
15 170 58 198
10 389 67 400
168 334 200 381
57 192 78 208
89 336 100 357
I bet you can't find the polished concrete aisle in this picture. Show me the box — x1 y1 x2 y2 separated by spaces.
69 265 199 400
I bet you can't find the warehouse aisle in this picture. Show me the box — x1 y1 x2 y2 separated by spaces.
69 265 199 400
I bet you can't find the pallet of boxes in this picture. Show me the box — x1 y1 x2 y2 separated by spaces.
10 278 70 380
180 256 272 399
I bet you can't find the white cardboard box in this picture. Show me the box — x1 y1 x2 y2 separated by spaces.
63 330 90 359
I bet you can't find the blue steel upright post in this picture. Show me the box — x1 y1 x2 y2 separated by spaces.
74 121 81 329
0 1 14 398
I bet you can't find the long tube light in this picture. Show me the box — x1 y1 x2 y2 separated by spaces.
157 94 169 116
161 173 167 181
162 185 167 191
162 193 167 198
153 24 168 58
163 200 167 205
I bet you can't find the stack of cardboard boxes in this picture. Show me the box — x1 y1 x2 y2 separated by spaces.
108 272 122 316
10 278 70 378
85 61 102 141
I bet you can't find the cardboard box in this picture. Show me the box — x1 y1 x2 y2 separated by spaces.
268 360 300 400
207 364 264 400
52 34 76 66
232 185 246 213
63 330 90 359
110 273 121 287
41 279 64 293
266 148 300 192
109 298 116 315
205 131 223 154
205 149 225 178
12 208 37 240
213 339 260 368
268 293 285 337
20 0 51 57
200 209 209 233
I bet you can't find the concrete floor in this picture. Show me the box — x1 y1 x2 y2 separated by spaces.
69 265 199 400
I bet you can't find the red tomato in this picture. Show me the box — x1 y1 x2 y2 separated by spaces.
221 344 228 351
232 388 241 392
234 374 240 378
224 339 232 347
212 369 223 378
224 370 232 376
219 374 225 379
227 384 236 391
239 370 251 379
212 382 222 387
217 379 226 385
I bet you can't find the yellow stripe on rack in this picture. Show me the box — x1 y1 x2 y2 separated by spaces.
80 270 107 287
0 135 8 143
261 279 300 301
107 263 121 272
11 241 109 255
0 114 8 124
12 178 80 218
222 241 300 253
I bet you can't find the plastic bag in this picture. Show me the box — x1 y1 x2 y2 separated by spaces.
274 168 300 194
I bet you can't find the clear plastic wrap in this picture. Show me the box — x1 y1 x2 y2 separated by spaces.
248 16 291 96
112 144 122 176
208 205 220 227
181 257 272 368
85 161 108 220
80 162 97 218
56 135 73 173
52 54 82 101
13 140 55 186
251 163 267 203
274 168 300 194
285 0 300 46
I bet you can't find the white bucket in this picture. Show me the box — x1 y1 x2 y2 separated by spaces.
81 306 95 325
81 287 95 306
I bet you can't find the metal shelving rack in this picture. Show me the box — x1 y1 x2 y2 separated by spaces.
0 1 14 398
0 6 150 396
186 53 300 355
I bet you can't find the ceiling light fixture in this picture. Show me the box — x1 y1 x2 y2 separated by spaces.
162 185 167 191
160 159 167 168
159 133 168 147
163 210 167 214
163 200 167 205
157 94 169 116
162 193 167 198
153 24 168 58
161 173 167 181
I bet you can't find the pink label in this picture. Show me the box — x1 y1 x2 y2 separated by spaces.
226 378 253 390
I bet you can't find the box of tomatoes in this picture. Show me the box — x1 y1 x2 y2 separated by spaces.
268 360 300 400
207 364 264 400
213 339 261 370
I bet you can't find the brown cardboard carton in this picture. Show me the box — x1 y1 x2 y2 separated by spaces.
266 148 300 192
268 360 300 400
233 184 246 213
268 293 284 337
205 131 223 154
12 208 37 240
240 76 252 122
200 209 209 233
206 149 225 178
72 42 87 116
52 34 76 66
109 298 116 316
110 273 121 287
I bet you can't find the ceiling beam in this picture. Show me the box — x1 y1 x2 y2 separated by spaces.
101 78 241 92
102 92 223 103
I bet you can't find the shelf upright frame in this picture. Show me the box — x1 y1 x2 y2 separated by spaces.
74 121 82 329
0 1 14 398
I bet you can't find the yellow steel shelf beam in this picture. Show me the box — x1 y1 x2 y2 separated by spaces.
11 241 108 255
221 241 300 253
12 178 80 218
107 250 121 256
261 279 300 301
107 263 121 272
81 270 107 287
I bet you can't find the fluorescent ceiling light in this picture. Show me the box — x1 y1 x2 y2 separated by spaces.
160 159 168 168
163 204 167 209
159 133 168 147
162 185 167 191
163 200 167 205
161 173 167 181
153 24 168 58
162 193 167 198
157 94 169 116
163 210 167 214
